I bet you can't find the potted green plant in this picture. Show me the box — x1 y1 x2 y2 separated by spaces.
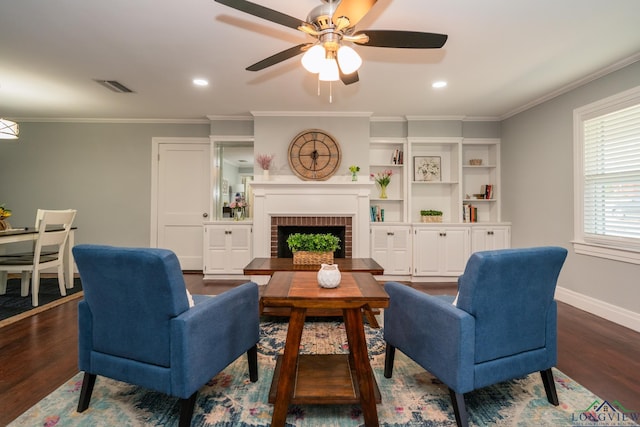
420 210 443 223
287 233 341 265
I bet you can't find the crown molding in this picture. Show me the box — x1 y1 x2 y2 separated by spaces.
206 115 254 121
13 117 210 124
250 111 373 117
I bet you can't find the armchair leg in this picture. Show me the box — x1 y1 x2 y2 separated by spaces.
384 343 396 378
77 372 97 412
449 388 469 427
540 368 559 405
179 393 197 427
247 344 258 382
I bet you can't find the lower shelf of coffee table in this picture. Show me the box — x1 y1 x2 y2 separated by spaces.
268 354 381 405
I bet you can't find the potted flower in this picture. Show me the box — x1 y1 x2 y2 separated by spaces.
286 232 341 265
0 204 12 231
420 209 443 223
371 169 393 199
256 153 275 178
229 193 247 221
348 165 360 181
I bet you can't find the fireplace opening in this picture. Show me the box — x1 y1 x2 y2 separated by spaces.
277 226 346 259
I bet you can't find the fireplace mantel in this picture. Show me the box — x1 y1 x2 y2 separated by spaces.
250 176 374 258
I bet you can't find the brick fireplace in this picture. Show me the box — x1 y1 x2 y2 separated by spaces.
271 216 352 258
249 176 374 259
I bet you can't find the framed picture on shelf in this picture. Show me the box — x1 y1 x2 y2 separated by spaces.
414 156 441 181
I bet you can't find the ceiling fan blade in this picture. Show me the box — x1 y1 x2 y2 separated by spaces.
214 0 305 30
332 0 377 29
355 30 448 48
340 70 359 85
337 61 359 85
246 43 313 71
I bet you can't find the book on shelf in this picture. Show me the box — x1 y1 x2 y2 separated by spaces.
463 204 478 223
391 149 404 165
484 184 493 200
370 205 385 222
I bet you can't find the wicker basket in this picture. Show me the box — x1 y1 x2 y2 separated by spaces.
421 215 443 223
293 251 334 265
469 159 483 166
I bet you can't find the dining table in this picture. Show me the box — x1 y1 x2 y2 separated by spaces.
0 226 77 289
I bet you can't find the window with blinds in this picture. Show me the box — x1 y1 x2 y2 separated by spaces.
574 86 640 263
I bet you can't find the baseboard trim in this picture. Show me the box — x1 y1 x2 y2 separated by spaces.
555 286 640 333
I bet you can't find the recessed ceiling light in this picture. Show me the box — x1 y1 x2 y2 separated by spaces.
193 78 209 87
432 81 447 89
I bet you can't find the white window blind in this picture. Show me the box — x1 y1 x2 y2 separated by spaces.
582 102 640 249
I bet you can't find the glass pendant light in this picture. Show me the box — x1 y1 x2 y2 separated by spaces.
301 45 325 74
336 45 362 75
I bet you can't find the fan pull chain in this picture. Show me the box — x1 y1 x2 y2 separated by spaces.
329 81 333 103
317 77 320 96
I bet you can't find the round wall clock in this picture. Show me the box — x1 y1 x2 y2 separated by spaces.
288 129 342 181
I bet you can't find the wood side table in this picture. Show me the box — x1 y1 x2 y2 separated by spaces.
261 271 389 427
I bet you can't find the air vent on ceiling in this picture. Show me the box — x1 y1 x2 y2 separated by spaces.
94 79 135 93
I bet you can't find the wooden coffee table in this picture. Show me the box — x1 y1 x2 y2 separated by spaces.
246 257 384 327
261 271 389 427
243 257 384 275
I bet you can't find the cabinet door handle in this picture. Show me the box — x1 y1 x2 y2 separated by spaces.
225 230 232 235
387 232 395 236
488 231 494 235
439 232 447 237
202 212 208 218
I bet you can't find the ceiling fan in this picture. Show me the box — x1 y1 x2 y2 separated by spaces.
214 0 448 85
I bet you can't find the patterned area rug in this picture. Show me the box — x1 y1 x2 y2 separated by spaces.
9 317 637 426
0 277 83 327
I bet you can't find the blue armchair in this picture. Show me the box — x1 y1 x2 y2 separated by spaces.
383 246 567 427
72 244 260 427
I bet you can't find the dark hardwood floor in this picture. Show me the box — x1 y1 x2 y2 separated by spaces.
1 275 638 425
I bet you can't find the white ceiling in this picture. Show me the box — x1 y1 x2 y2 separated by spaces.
1 0 639 121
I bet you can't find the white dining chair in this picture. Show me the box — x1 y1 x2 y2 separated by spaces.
0 209 77 306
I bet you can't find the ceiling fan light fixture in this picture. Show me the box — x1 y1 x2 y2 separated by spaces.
318 58 339 82
301 44 326 73
0 118 19 139
337 45 362 74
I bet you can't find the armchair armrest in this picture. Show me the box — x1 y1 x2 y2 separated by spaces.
170 282 259 397
384 281 475 393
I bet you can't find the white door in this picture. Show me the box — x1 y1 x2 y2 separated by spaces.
154 139 210 270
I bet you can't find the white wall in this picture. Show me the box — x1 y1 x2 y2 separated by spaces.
501 60 640 328
0 122 210 247
253 112 372 178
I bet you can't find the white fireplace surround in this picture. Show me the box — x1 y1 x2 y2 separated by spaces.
250 176 374 258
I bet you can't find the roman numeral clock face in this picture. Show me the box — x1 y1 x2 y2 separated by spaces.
288 129 342 181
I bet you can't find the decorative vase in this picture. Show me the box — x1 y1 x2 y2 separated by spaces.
263 169 269 179
0 219 8 231
234 208 243 221
351 171 358 181
317 263 341 288
379 184 388 199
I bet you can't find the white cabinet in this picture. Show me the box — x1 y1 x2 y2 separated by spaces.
471 225 511 253
370 225 412 275
413 225 470 277
366 136 507 279
369 138 407 223
203 223 252 276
